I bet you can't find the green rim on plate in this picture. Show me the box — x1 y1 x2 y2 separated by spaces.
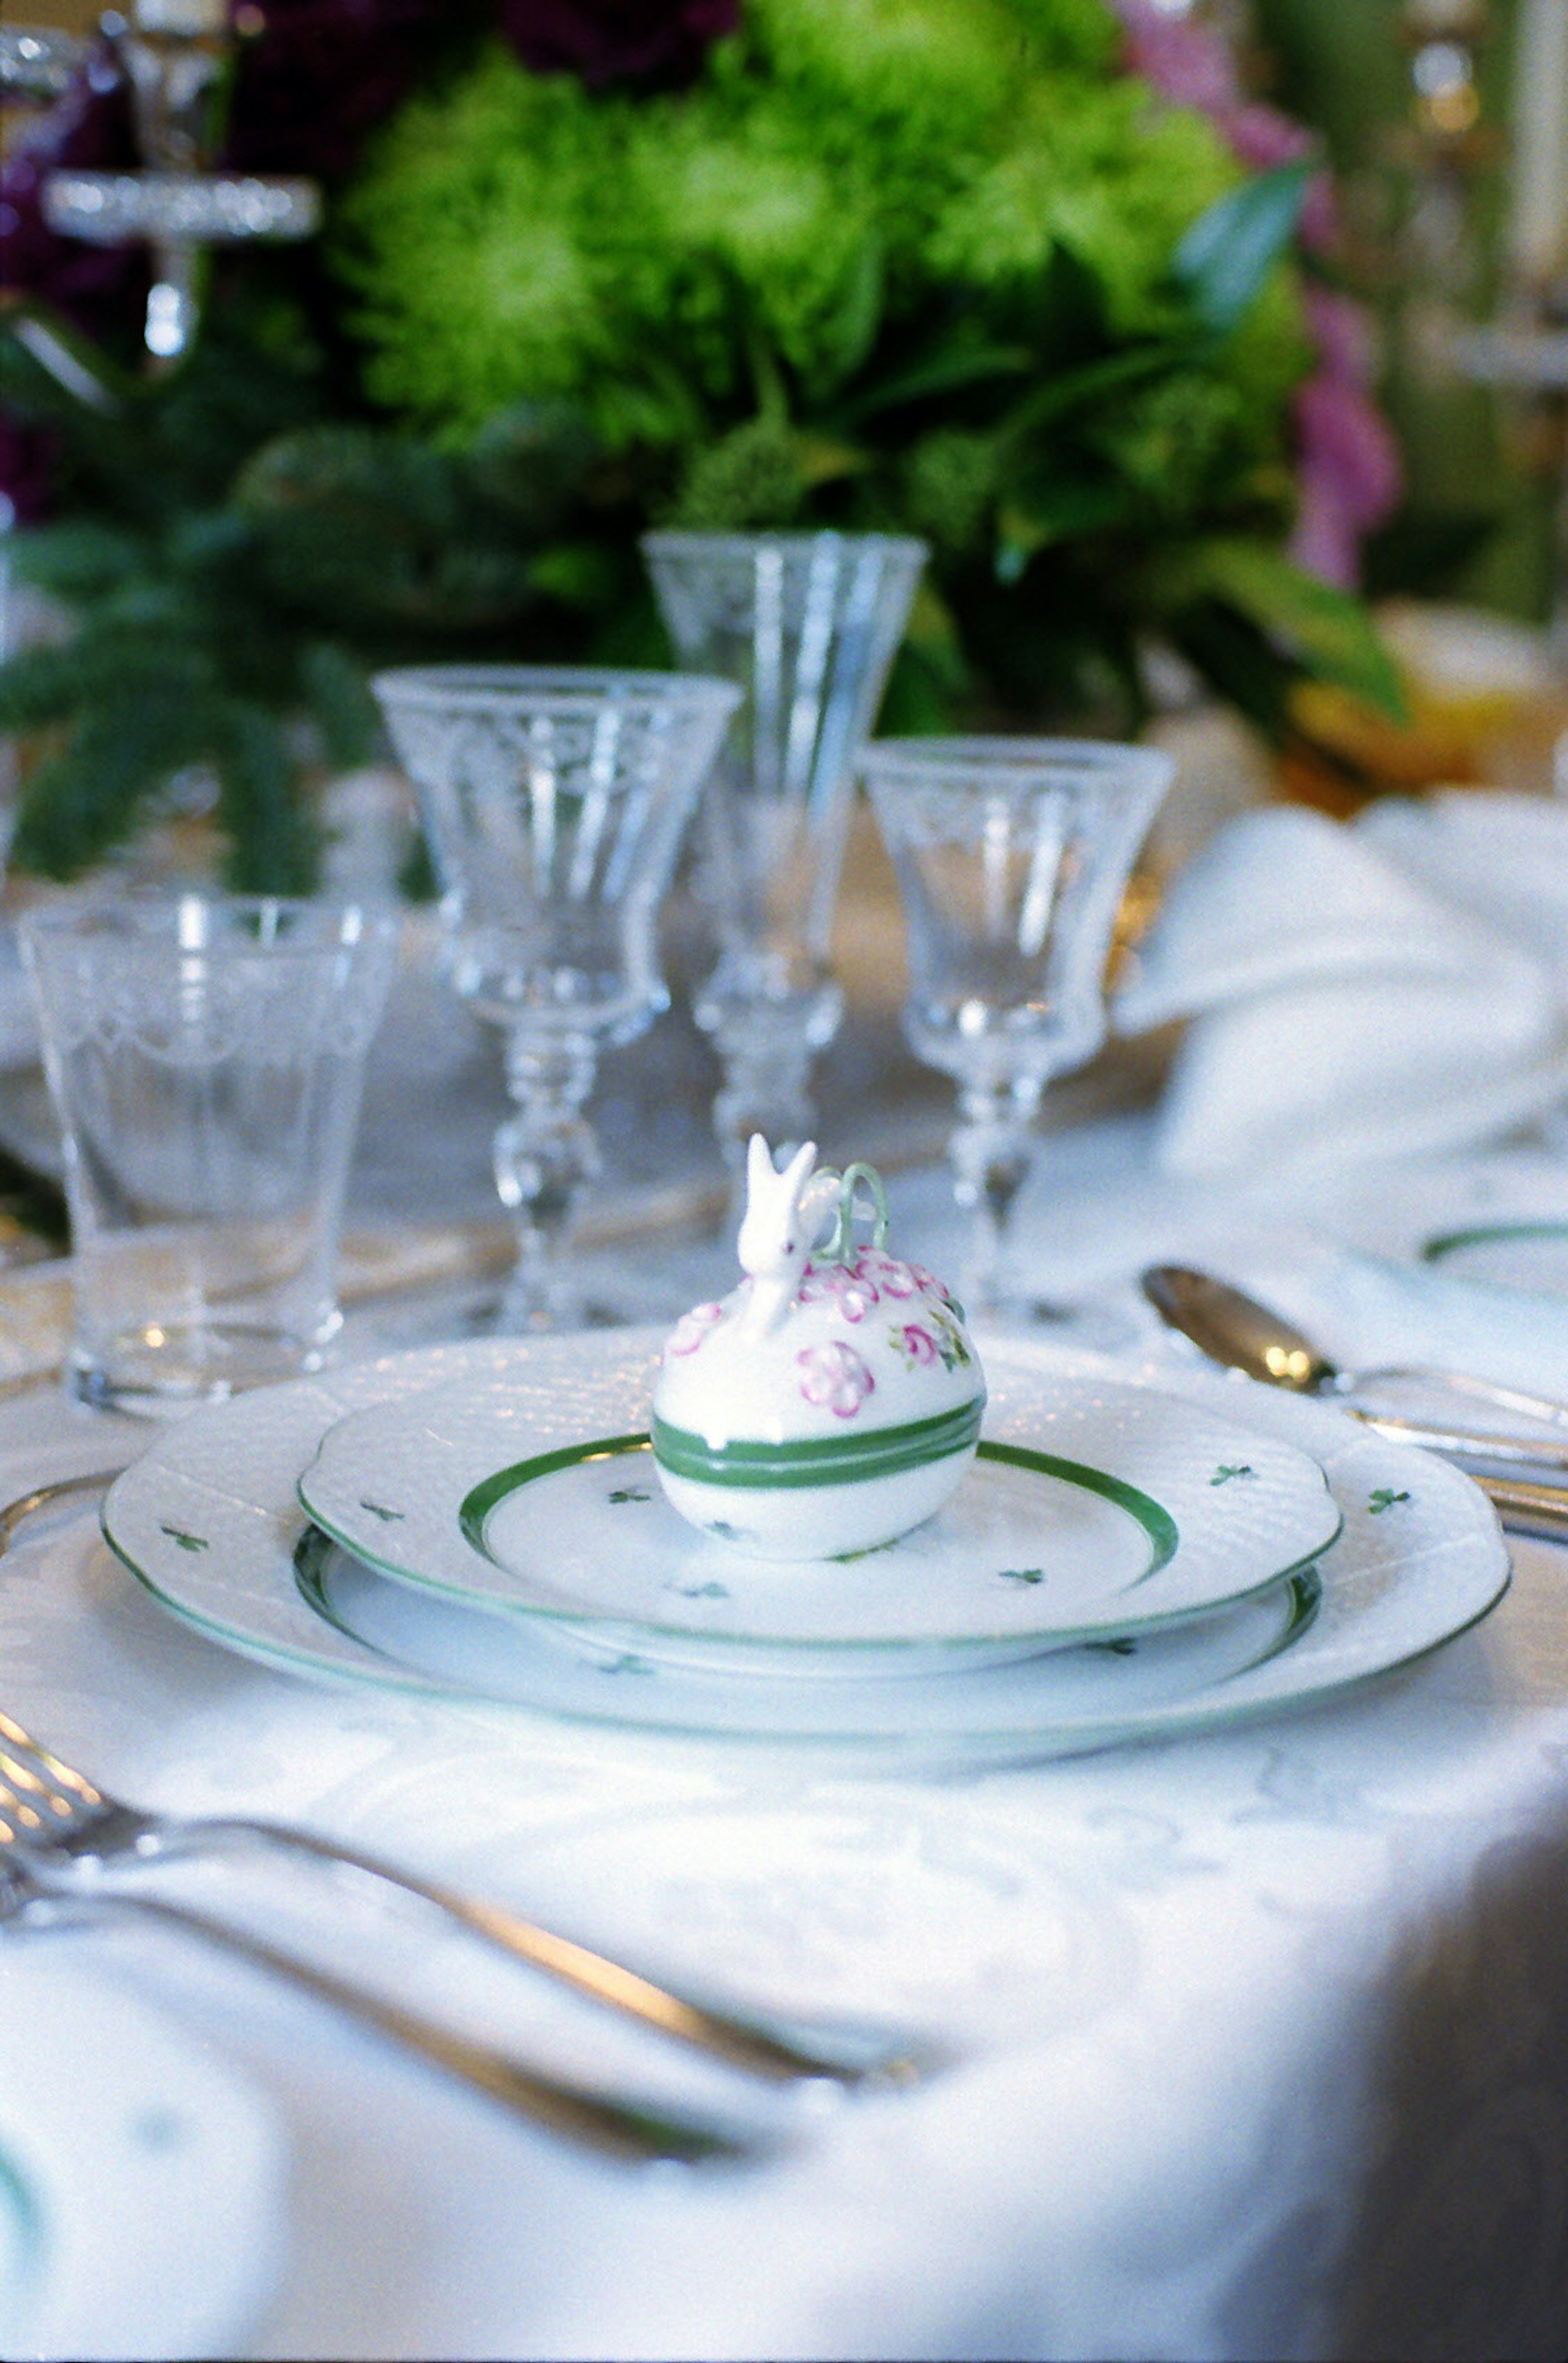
459 1422 1177 1577
1422 1220 1568 1263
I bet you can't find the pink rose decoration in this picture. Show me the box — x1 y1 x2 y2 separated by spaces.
667 1301 724 1356
895 1323 939 1367
797 1341 875 1419
855 1251 920 1299
798 1263 879 1321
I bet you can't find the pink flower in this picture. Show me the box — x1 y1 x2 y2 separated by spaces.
797 1341 874 1419
666 1301 724 1356
895 1323 939 1367
798 1263 879 1321
854 1251 920 1300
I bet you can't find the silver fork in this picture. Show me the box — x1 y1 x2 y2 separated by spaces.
0 1704 925 2089
0 1471 931 2091
0 1846 760 2166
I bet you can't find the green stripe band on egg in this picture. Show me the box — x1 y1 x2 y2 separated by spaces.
651 1397 986 1490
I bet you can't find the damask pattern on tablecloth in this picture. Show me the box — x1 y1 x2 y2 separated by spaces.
4 1377 1568 2357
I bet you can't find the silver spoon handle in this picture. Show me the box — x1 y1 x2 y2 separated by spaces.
1338 1367 1568 1428
1469 1475 1568 1542
1349 1410 1568 1477
17 1884 755 2165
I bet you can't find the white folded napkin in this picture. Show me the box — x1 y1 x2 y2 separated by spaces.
1116 797 1568 1176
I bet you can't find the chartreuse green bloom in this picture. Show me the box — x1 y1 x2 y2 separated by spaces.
334 0 1303 458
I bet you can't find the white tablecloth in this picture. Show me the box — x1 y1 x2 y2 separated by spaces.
4 1121 1568 2361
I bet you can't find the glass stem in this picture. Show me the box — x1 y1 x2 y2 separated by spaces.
949 1076 1044 1314
708 1026 819 1219
493 1033 601 1327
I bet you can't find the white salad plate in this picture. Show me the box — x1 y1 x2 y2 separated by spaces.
0 1958 284 2360
99 1335 1510 1768
1291 1150 1568 1294
294 1340 1343 1676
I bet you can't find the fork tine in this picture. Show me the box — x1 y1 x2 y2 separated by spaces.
0 1711 100 1802
0 1704 935 2088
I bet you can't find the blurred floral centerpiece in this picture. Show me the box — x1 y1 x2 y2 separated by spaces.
0 0 1403 889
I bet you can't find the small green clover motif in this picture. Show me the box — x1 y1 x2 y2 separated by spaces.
599 1653 655 1676
359 1498 405 1523
673 1580 730 1599
1210 1463 1256 1486
607 1486 652 1505
159 1523 208 1553
930 1307 972 1372
1088 1635 1138 1656
1368 1488 1412 1514
998 1566 1045 1586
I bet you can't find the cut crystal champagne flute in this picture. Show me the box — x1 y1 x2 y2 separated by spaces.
862 737 1173 1316
641 529 926 1193
373 665 739 1328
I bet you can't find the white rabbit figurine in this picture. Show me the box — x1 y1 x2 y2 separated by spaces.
652 1136 985 1561
735 1135 843 1341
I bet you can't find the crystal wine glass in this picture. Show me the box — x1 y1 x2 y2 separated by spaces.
861 737 1174 1316
641 530 926 1194
373 665 739 1328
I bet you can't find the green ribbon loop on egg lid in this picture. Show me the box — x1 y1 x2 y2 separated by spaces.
820 1160 890 1264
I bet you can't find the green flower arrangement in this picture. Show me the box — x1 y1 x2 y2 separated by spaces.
0 0 1401 889
330 0 1393 739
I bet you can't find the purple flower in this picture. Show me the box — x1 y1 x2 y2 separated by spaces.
797 1341 874 1420
500 0 738 88
1108 0 1398 586
1110 0 1240 114
1289 286 1402 588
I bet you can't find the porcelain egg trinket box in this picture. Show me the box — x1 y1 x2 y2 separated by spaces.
652 1137 986 1559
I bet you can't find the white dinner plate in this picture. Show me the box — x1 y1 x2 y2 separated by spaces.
99 1335 1511 1768
0 1958 284 2360
295 1346 1342 1676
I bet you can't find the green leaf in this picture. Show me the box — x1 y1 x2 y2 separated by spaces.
0 644 102 731
1172 162 1313 338
994 477 1134 578
1163 600 1296 743
12 520 146 599
10 691 206 877
813 235 886 396
1185 540 1406 719
996 338 1192 448
297 642 381 771
209 699 318 895
836 342 1036 427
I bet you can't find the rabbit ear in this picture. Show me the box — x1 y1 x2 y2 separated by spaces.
746 1134 776 1198
780 1139 818 1209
